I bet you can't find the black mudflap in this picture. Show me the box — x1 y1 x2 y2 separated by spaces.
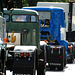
58 65 64 70
37 60 46 75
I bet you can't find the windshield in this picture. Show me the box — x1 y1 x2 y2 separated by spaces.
38 11 51 20
12 15 38 22
4 15 9 22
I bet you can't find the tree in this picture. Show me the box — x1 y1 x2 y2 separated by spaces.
27 0 38 6
2 0 75 8
0 0 3 12
16 0 22 8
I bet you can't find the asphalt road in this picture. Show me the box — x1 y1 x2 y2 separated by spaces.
6 60 75 75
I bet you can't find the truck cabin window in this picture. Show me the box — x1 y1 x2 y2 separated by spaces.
41 19 49 27
38 11 51 27
38 11 51 20
4 15 9 22
45 19 49 27
31 15 37 22
12 15 38 22
41 20 44 27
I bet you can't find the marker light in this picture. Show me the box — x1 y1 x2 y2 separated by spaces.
60 56 62 58
44 40 47 43
3 38 8 43
31 53 33 57
20 52 24 57
26 52 30 57
0 72 2 75
54 47 58 50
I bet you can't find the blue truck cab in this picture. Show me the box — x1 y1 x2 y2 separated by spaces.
22 7 67 70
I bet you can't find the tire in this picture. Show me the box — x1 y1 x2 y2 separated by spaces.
37 45 46 75
31 70 35 75
37 61 46 75
58 66 63 70
64 58 67 67
68 55 74 63
50 66 55 70
13 71 15 75
70 59 73 63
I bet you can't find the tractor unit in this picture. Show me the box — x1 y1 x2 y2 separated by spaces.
4 9 46 75
22 7 68 70
37 1 75 62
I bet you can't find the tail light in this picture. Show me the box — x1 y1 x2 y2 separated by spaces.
0 72 2 75
3 38 8 43
68 46 71 50
54 47 58 50
31 53 33 57
60 56 62 58
25 52 30 57
17 52 32 58
20 52 24 57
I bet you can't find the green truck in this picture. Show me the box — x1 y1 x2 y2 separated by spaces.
4 9 46 75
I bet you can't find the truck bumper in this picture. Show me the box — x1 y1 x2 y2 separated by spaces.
13 66 34 74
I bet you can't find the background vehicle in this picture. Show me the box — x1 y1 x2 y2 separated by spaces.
22 7 68 70
0 16 6 75
4 9 46 75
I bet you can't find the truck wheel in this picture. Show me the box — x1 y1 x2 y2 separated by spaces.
13 71 17 75
58 66 63 70
13 71 15 75
64 58 66 67
37 61 46 75
31 70 35 75
50 66 55 70
71 55 74 63
70 59 73 63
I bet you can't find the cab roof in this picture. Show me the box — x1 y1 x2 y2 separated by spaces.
22 6 64 11
3 8 39 15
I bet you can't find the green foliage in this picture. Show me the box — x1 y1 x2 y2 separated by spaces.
38 0 66 2
2 0 75 8
22 0 29 7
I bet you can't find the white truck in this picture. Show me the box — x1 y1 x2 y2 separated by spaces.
37 2 75 33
